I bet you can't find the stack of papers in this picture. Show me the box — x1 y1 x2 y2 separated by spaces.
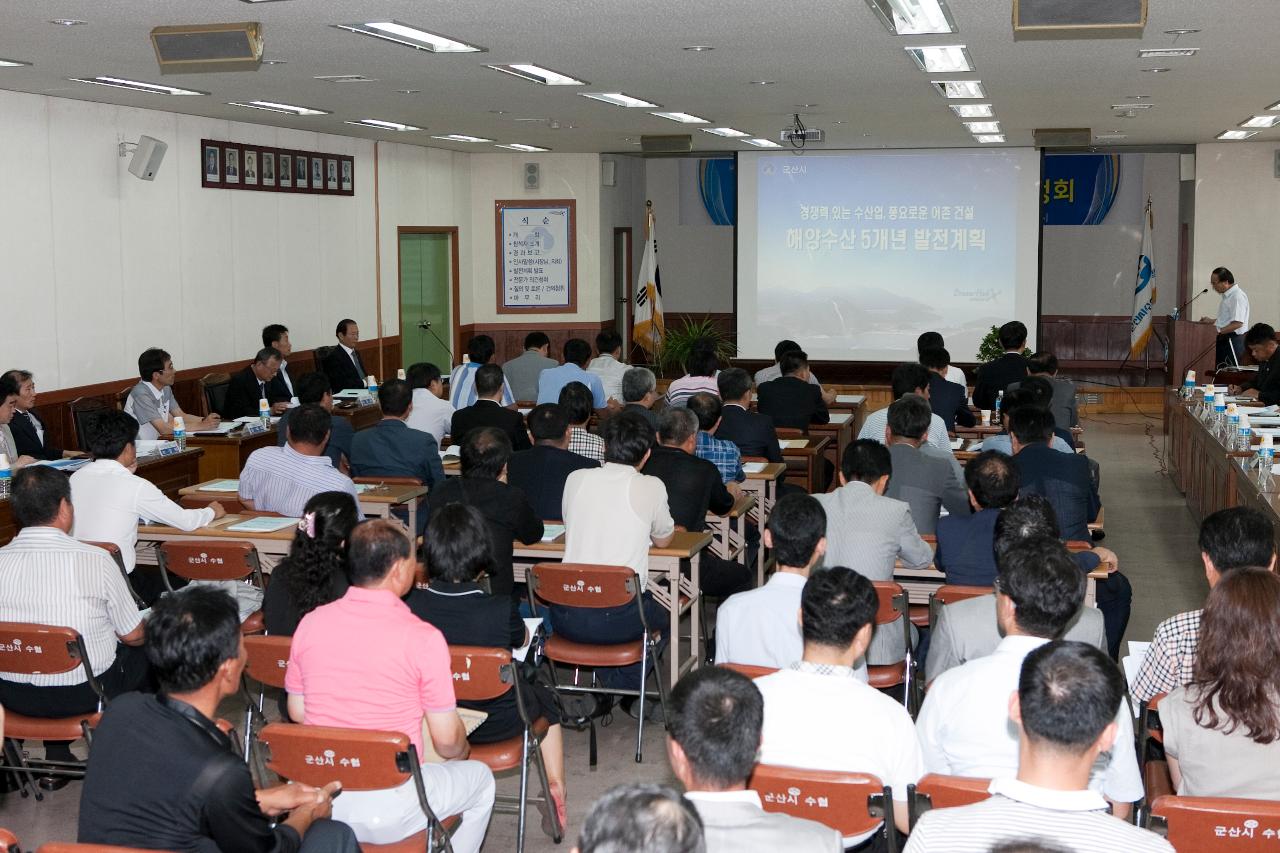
33 457 89 472
226 516 300 533
836 394 865 405
193 422 240 435
779 439 807 450
439 445 462 460
742 461 767 474
232 416 280 426
540 523 566 542
829 412 853 425
201 479 240 492
949 437 966 451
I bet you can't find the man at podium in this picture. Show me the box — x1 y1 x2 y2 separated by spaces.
1199 267 1249 367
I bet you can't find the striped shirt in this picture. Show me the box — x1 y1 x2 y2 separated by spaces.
1131 609 1201 702
448 362 515 409
238 444 359 518
567 427 606 463
858 405 955 456
903 778 1174 852
664 375 720 408
0 527 141 686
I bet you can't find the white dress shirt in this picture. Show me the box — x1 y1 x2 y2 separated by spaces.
405 387 455 443
944 365 968 390
562 462 675 590
70 459 215 572
916 634 1143 805
587 355 630 403
1216 284 1250 336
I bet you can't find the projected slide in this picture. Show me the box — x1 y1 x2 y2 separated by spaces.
737 149 1041 363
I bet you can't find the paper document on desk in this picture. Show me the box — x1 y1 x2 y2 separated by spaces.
742 461 767 474
353 484 375 494
33 457 89 472
135 440 178 456
1122 641 1152 716
950 437 965 450
829 412 852 424
836 394 865 404
439 444 462 460
193 422 240 435
225 516 300 533
201 479 240 492
512 618 545 663
1252 405 1280 416
233 416 280 426
779 439 807 449
540 523 566 542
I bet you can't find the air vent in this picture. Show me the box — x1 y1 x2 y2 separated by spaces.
151 22 262 74
640 135 693 153
1013 0 1146 38
314 74 378 83
1033 128 1091 147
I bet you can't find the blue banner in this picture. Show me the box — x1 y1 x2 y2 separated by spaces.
698 159 737 226
1041 154 1120 225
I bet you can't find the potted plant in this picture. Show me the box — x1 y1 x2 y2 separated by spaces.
977 325 1032 363
652 316 736 378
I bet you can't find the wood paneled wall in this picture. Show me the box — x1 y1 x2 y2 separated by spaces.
460 322 615 364
1039 315 1169 370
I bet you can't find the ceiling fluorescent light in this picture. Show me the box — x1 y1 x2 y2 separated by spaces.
1239 115 1280 128
949 103 993 118
1110 103 1154 110
975 134 1005 143
651 111 710 124
580 92 660 108
932 79 984 98
905 45 972 73
866 0 957 35
228 100 329 116
1217 130 1257 140
487 63 585 86
745 138 782 148
334 21 484 53
69 76 206 95
1137 48 1199 58
701 127 749 137
431 134 493 142
964 120 1000 133
1268 100 1280 112
0 58 31 67
496 143 550 152
344 119 420 131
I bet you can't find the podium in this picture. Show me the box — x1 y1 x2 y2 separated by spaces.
1169 319 1219 383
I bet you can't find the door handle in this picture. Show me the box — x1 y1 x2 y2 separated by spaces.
418 321 431 330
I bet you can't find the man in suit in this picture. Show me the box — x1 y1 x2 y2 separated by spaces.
349 379 443 535
756 349 829 431
507 403 598 521
918 331 968 389
1010 352 1077 429
2 370 73 460
973 320 1030 410
883 395 969 535
0 374 36 469
643 407 749 597
935 450 1020 586
276 372 354 472
501 332 557 402
221 348 285 419
920 346 975 430
320 318 366 392
620 366 661 434
449 364 531 451
262 324 298 404
715 368 782 463
668 667 842 853
753 339 836 406
1231 323 1280 404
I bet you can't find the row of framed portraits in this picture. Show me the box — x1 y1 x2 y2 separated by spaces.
201 139 355 195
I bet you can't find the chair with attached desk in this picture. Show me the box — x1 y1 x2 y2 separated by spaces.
156 540 268 635
1145 793 1280 851
197 372 231 418
717 662 777 680
907 773 992 830
747 764 900 852
80 540 146 609
870 581 915 714
240 634 293 763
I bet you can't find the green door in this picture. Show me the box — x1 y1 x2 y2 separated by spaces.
399 230 454 372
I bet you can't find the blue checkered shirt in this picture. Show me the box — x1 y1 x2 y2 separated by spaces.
696 431 744 483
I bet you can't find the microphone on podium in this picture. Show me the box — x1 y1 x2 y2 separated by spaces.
1170 287 1210 320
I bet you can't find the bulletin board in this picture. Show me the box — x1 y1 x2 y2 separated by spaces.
495 199 577 313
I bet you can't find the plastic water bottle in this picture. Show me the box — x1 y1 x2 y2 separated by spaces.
1227 404 1240 444
1238 413 1253 452
1214 392 1228 435
0 454 10 501
366 375 378 401
1258 435 1275 491
258 397 271 428
396 368 406 381
173 416 186 452
994 390 1004 426
1183 370 1196 400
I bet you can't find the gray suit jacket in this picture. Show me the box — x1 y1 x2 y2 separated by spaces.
0 424 18 463
501 350 558 402
1009 376 1078 429
689 796 843 853
885 442 970 536
926 594 1107 684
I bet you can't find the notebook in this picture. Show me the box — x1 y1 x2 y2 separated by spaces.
225 516 300 533
540 524 566 542
200 479 240 493
779 439 807 449
742 461 767 474
836 394 865 404
829 412 852 424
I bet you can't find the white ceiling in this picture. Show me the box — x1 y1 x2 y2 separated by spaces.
2 0 1278 153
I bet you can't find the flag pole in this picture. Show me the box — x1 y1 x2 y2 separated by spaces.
645 200 656 357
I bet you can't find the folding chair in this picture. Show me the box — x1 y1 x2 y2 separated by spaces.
257 722 457 853
927 584 993 630
748 763 900 853
1146 794 1280 850
156 540 267 635
448 646 562 852
0 623 105 800
79 541 146 609
0 829 17 853
907 773 992 829
527 562 668 766
37 844 155 853
717 662 778 680
240 634 293 763
869 581 914 714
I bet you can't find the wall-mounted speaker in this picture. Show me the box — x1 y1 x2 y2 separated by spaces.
1181 153 1196 182
602 159 617 187
151 22 263 74
128 135 168 181
524 162 540 190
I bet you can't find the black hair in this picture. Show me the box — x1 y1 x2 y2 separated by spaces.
603 410 654 465
145 586 241 693
138 348 171 382
294 373 331 405
558 381 594 425
891 362 930 399
254 347 282 365
524 331 550 351
596 330 623 355
335 318 356 336
87 410 139 460
916 331 944 354
919 346 950 372
286 404 331 446
377 378 412 417
996 536 1086 637
11 466 70 528
887 394 931 440
460 426 511 480
1027 352 1059 375
425 503 495 584
406 362 443 390
668 667 763 789
577 784 705 853
1199 507 1275 571
262 324 289 350
686 392 722 432
801 566 878 648
1245 323 1277 348
622 367 657 403
283 491 360 618
773 339 801 362
1008 405 1055 445
685 346 719 378
0 374 18 403
1018 376 1055 410
474 363 505 398
3 369 32 386
716 367 753 402
1212 267 1235 286
466 334 496 365
563 338 592 367
841 438 892 485
1018 640 1125 753
778 349 808 377
658 407 699 447
347 519 412 587
999 321 1028 350
994 495 1061 570
966 450 1020 509
527 403 569 443
767 492 826 569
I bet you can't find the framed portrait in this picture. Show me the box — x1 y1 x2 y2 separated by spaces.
202 143 221 186
340 158 353 193
279 153 292 188
244 150 258 186
294 152 309 189
326 158 338 191
224 146 240 184
262 151 276 187
311 156 324 191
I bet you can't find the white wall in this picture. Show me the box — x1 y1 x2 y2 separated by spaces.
643 157 735 313
600 155 648 330
1194 142 1280 326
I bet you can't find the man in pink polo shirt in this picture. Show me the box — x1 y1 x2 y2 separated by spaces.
286 520 495 850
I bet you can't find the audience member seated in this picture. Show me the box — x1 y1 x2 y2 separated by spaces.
926 495 1109 684
921 346 975 430
276 372 355 472
2 369 76 460
1133 506 1275 702
576 784 705 853
222 346 286 419
905 642 1173 852
715 367 782 463
404 361 456 443
560 381 606 462
124 347 220 440
643 408 749 598
426 427 542 602
917 537 1142 819
286 520 496 850
262 491 360 636
814 439 930 668
667 667 842 852
408 503 567 830
451 363 532 452
972 320 1030 411
588 330 630 405
320 318 367 392
450 334 515 408
79 586 358 853
755 568 921 844
882 395 969 535
0 374 37 469
0 467 150 781
917 331 967 389
1161 567 1280 798
262 323 298 404
754 339 836 406
857 362 956 455
555 411 674 696
71 409 223 604
350 378 445 524
979 388 1074 455
935 450 1021 586
1009 406 1097 542
1010 353 1078 429
507 403 599 521
1229 323 1280 404
621 366 662 434
502 331 557 403
239 403 359 516
665 342 723 409
687 392 745 485
756 349 829 431
538 337 608 408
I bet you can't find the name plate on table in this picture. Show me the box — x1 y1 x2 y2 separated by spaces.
242 422 268 436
